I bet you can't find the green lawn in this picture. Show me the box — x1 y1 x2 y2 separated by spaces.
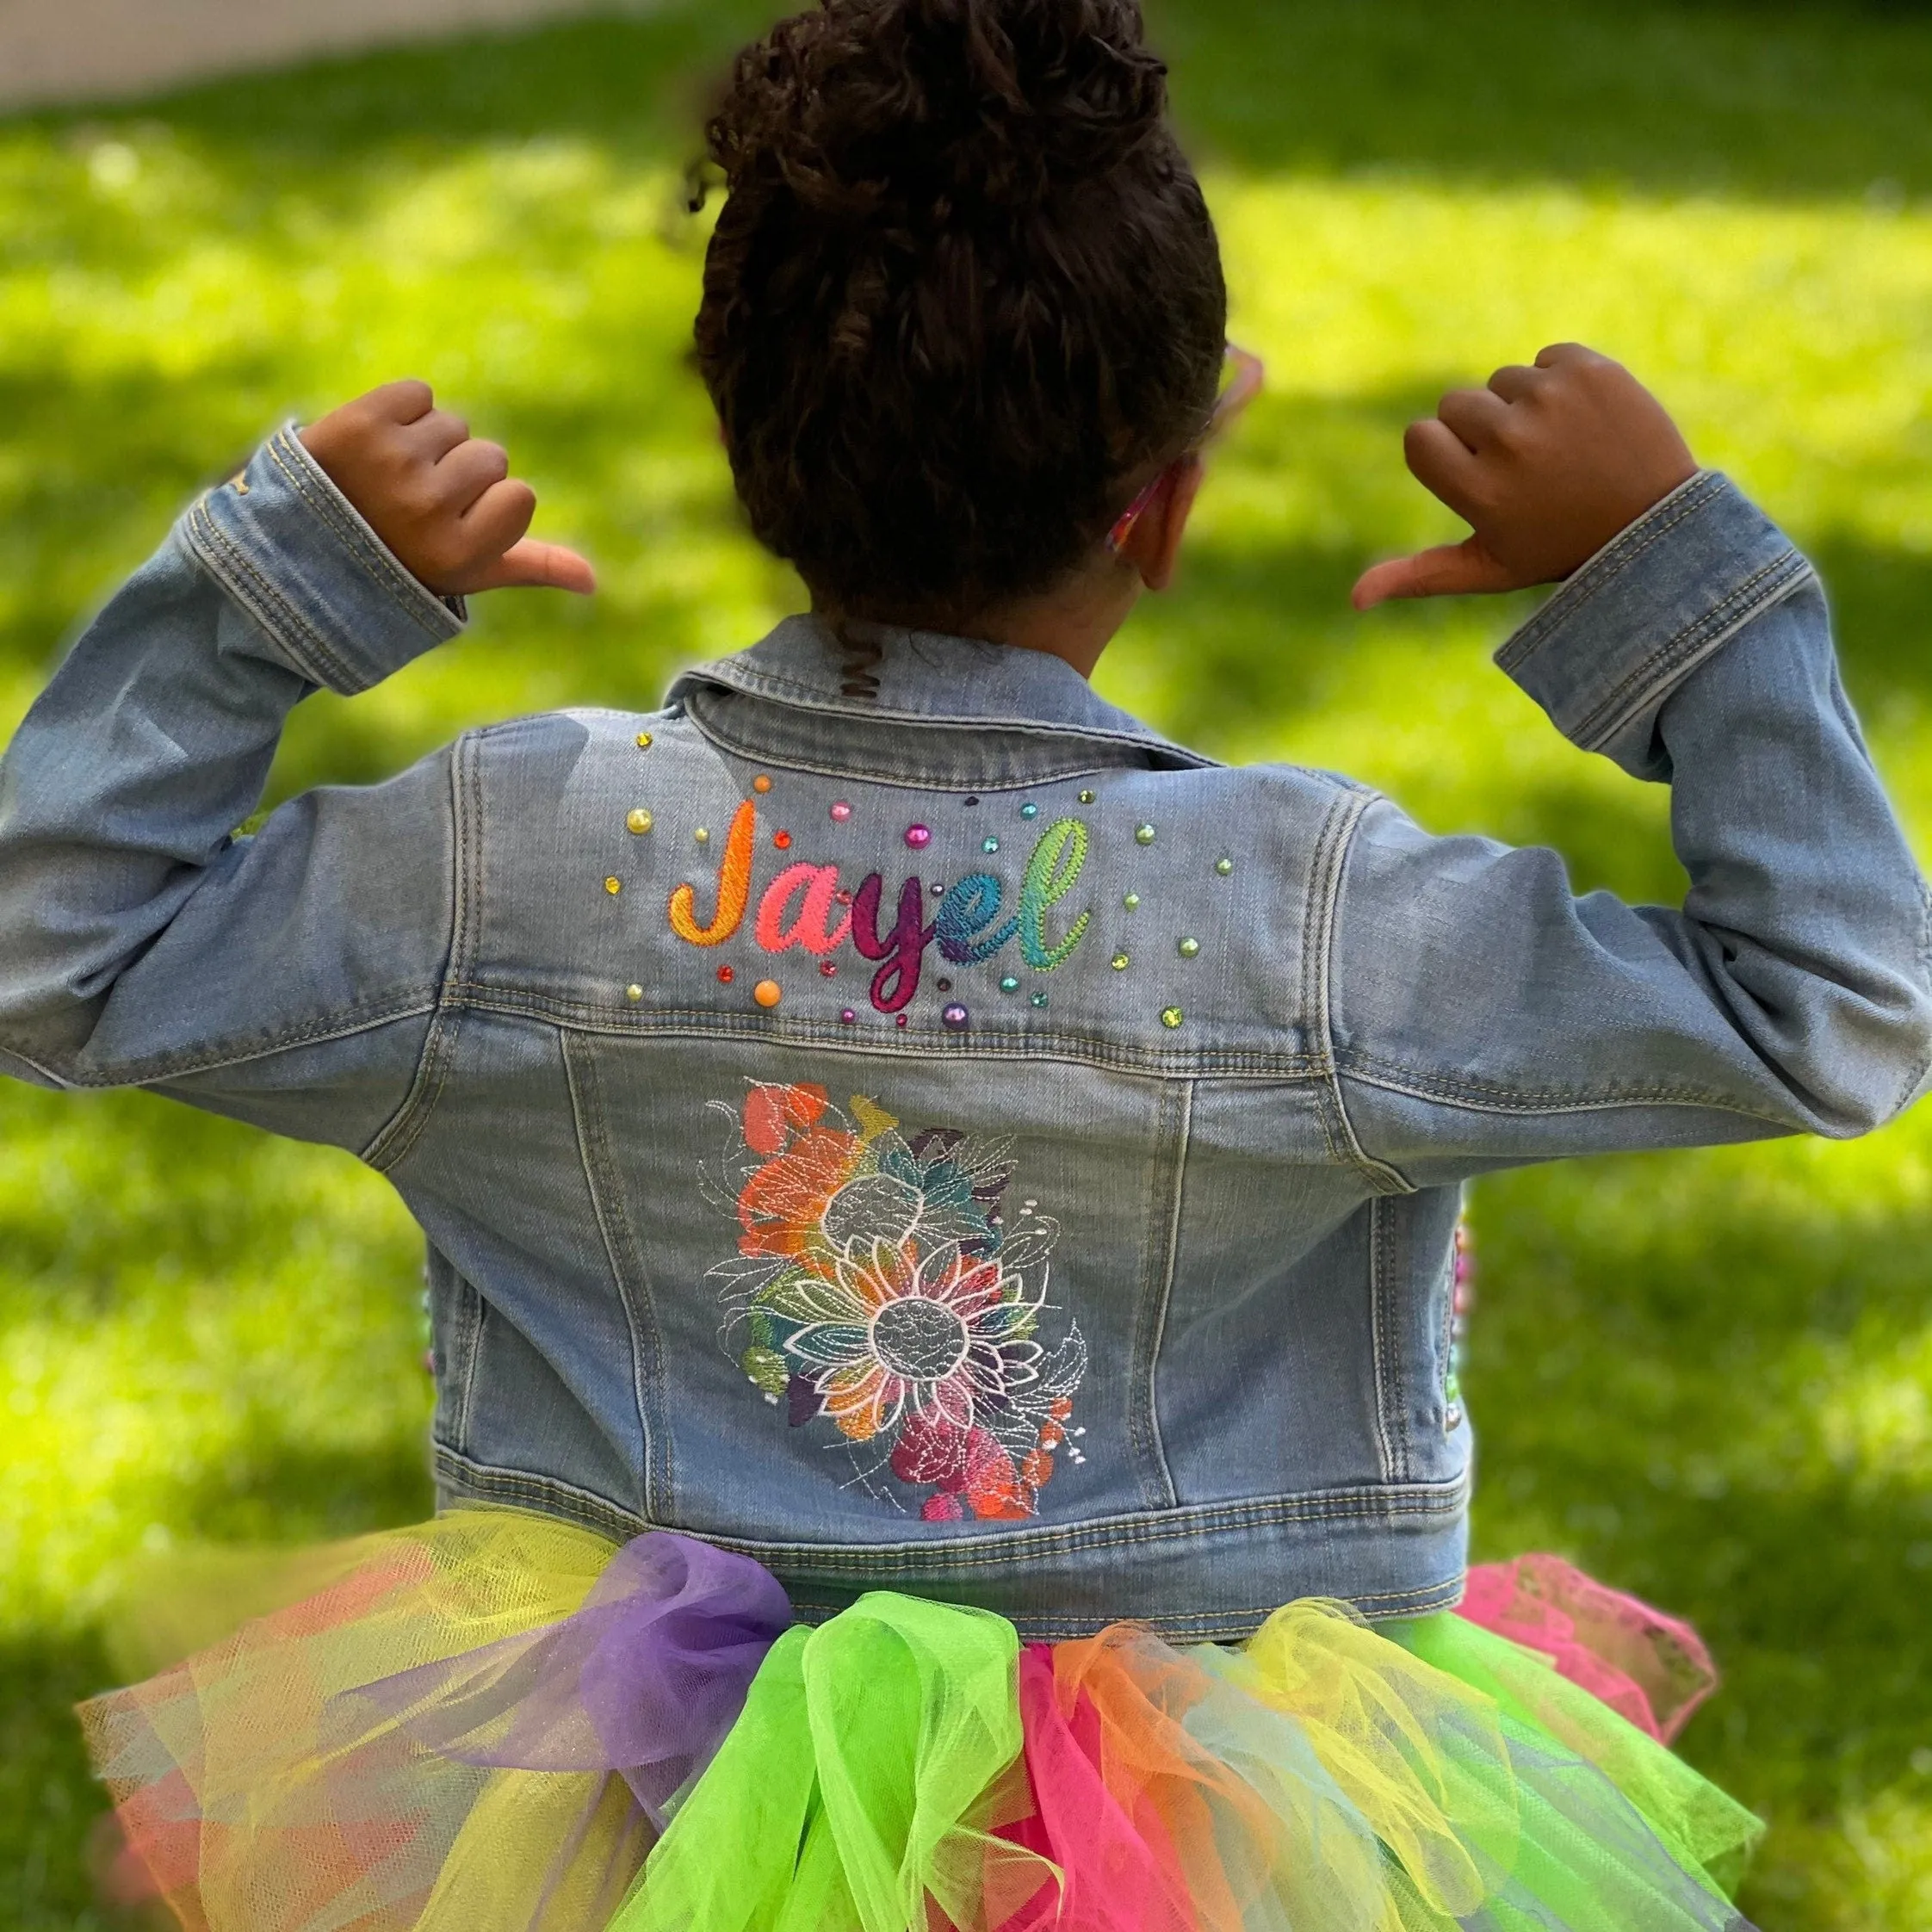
3 1 1931 1924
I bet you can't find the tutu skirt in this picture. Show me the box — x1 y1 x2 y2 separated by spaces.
79 1509 1762 1932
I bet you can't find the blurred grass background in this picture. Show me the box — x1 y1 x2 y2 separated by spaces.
3 0 1930 1923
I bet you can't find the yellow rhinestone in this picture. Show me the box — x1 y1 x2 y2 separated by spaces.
626 808 654 835
625 983 643 1001
694 827 709 844
604 876 622 895
1124 892 1140 911
1161 1006 1184 1029
1111 952 1130 971
1215 857 1234 876
635 732 653 749
1178 937 1200 958
1078 789 1097 804
1134 823 1156 845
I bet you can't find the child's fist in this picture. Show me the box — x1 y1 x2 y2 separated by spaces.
1352 345 1697 610
299 381 595 598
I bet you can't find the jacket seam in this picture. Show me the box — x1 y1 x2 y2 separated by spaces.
447 990 1328 1077
560 1029 670 1516
1496 471 1727 672
1569 551 1813 752
1129 1081 1190 1510
182 496 361 692
366 731 481 1171
2 996 437 1091
1335 1051 1805 1130
433 1444 1467 1564
1310 789 1413 1193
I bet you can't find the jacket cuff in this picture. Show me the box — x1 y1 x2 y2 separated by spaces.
178 424 465 695
1495 471 1816 779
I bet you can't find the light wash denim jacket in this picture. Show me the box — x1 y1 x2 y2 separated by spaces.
3 429 1929 1638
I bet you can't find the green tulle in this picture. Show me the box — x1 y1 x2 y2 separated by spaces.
1383 1611 1761 1898
612 1595 1044 1932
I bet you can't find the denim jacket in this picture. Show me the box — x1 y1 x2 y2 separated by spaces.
3 428 1928 1639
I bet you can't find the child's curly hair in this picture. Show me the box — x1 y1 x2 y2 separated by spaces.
695 0 1228 626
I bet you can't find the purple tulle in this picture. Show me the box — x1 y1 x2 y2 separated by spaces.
338 1530 791 1823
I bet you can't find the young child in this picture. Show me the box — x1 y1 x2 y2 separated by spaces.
5 1 1928 1927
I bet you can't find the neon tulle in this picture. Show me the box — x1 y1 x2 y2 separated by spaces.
79 1513 787 1932
79 1508 1762 1932
1454 1555 1719 1745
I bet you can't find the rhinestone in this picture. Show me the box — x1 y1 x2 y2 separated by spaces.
625 808 653 834
820 960 838 977
935 977 952 992
830 801 852 821
603 876 622 895
895 1013 909 1028
635 732 653 749
625 983 643 1002
753 979 782 1007
717 964 735 984
942 1004 969 1030
1111 952 1130 971
773 830 792 850
1030 992 1048 1008
1000 975 1019 993
964 796 980 807
982 836 1000 853
840 1007 858 1024
904 824 932 849
1161 1006 1184 1028
1078 789 1096 804
752 774 773 794
694 827 709 844
1123 892 1140 911
1135 823 1155 845
1019 802 1039 819
1215 857 1234 876
930 880 946 896
1178 937 1200 958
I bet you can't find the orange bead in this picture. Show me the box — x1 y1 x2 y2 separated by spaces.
752 774 773 794
753 979 782 1008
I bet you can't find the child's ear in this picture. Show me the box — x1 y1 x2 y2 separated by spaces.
1130 455 1204 593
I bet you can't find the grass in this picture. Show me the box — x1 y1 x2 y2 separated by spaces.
2 0 1930 1923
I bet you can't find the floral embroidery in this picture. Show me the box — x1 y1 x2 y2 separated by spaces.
705 1082 1087 1520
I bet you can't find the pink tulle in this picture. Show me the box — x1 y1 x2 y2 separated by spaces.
1455 1555 1718 1743
994 1645 1198 1932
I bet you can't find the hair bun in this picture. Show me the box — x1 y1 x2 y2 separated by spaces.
711 0 1170 220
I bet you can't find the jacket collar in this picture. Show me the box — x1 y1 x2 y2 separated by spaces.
666 614 1213 769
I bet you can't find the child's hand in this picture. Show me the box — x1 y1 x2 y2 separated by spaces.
299 381 595 598
1351 344 1696 610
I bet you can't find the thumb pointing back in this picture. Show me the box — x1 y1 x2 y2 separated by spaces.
1351 538 1515 610
473 539 598 595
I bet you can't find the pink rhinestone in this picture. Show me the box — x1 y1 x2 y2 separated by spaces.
830 801 852 821
839 1008 857 1024
903 824 931 849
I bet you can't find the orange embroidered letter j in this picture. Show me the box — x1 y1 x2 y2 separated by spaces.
670 799 755 944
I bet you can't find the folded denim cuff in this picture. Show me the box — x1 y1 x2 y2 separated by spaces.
178 424 466 695
1495 471 1816 779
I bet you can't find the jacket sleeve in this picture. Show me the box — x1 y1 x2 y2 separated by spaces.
1328 471 1932 1187
0 426 465 1157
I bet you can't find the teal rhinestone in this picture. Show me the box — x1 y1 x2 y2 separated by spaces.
1000 975 1019 993
982 836 1000 853
1020 802 1039 820
1030 991 1049 1008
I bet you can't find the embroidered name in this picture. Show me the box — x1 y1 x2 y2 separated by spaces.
670 806 1093 1014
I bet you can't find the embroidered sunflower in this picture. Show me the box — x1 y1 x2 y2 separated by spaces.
705 1083 1087 1521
